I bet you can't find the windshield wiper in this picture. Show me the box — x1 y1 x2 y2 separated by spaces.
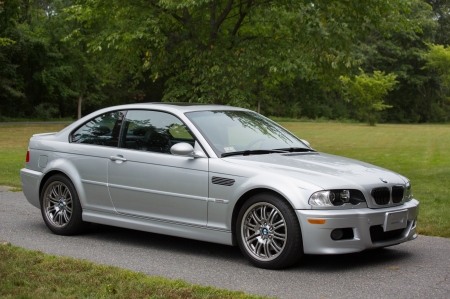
221 149 288 158
275 147 317 153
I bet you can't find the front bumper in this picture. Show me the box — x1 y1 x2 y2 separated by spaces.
20 168 44 209
296 199 419 254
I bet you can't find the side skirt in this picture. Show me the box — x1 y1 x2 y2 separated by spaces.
83 210 234 246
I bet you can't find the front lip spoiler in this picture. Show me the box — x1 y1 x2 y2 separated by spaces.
296 199 419 255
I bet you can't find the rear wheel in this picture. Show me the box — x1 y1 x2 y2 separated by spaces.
236 193 303 269
40 174 89 235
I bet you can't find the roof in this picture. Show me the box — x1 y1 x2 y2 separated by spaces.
113 102 249 113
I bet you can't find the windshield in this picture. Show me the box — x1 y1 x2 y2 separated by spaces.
185 110 309 157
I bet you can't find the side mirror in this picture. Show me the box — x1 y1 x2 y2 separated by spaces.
170 141 206 158
171 142 194 156
300 139 311 148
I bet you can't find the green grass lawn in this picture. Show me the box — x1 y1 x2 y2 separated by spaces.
0 124 68 188
1 122 449 237
0 243 269 299
0 117 75 122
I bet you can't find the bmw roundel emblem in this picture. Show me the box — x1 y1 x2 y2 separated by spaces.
380 178 388 183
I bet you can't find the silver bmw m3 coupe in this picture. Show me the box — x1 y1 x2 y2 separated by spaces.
20 103 419 269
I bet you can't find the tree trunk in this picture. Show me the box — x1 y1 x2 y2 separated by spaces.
257 81 262 114
77 96 83 119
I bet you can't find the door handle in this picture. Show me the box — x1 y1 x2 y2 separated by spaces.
109 156 127 162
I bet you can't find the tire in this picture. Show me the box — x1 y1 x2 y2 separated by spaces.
40 174 89 235
236 193 304 269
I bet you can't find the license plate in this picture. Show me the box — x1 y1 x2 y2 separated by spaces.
383 210 408 232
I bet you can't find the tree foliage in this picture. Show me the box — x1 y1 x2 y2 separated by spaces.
65 0 417 109
0 0 126 118
341 70 397 125
424 44 450 115
1 0 450 123
425 44 450 88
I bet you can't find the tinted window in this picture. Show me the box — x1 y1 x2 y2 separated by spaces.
120 110 194 154
71 111 125 147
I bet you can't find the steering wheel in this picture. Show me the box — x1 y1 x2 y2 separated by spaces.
245 138 266 150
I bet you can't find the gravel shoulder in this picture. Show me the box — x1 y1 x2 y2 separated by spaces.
1 190 449 299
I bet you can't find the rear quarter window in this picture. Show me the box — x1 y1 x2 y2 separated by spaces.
71 111 125 147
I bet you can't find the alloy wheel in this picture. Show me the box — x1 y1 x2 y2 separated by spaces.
42 181 73 228
241 202 287 261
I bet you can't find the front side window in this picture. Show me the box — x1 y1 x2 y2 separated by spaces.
120 110 194 154
71 111 125 147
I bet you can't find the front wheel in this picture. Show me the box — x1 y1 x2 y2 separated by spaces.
40 174 89 235
236 193 304 269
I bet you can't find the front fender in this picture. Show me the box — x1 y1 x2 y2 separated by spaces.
208 158 318 231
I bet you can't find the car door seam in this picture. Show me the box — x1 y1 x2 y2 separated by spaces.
108 183 208 202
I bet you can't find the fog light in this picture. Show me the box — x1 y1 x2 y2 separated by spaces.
331 229 344 240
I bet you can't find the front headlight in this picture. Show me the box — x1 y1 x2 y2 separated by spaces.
404 181 413 201
309 189 367 207
309 191 334 206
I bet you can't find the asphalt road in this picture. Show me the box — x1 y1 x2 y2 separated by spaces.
1 190 449 299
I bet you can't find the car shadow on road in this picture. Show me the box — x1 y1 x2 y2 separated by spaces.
80 223 413 272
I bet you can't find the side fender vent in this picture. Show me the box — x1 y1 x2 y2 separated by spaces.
212 176 235 186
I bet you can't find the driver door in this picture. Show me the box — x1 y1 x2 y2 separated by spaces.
107 110 208 226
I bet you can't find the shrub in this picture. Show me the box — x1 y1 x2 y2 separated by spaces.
34 103 60 120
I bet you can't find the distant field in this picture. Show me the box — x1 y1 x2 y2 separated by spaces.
1 122 449 237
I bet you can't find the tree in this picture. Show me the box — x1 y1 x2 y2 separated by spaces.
0 0 112 119
424 44 450 119
340 70 398 125
0 0 28 117
37 0 108 119
65 0 418 110
351 0 445 123
427 0 450 45
425 44 450 88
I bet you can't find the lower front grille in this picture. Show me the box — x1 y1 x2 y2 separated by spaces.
370 225 404 243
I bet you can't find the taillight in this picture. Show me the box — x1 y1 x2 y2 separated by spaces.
26 151 30 163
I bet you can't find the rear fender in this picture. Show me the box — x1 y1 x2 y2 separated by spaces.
40 158 87 207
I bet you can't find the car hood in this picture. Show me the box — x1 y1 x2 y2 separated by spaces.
223 152 406 190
